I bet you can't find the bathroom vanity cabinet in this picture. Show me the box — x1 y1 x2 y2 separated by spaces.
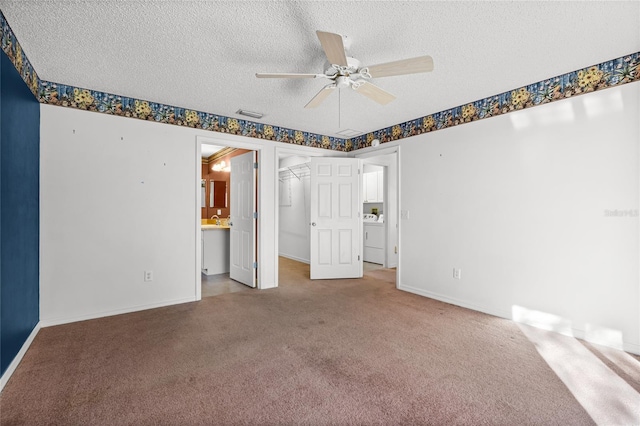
201 227 230 275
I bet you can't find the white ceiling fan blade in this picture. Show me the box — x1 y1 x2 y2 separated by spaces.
365 55 434 78
316 31 348 67
353 81 396 105
304 85 336 108
256 73 324 79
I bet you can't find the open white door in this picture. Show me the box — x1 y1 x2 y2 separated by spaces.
230 151 256 288
310 157 362 279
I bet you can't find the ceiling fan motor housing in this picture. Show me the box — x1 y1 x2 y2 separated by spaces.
327 57 369 89
327 57 362 77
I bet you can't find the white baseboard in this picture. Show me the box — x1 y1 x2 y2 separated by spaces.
623 342 640 355
398 284 513 319
398 284 640 356
40 297 197 327
1 322 41 393
278 253 310 264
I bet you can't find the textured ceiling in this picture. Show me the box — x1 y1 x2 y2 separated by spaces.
1 1 639 138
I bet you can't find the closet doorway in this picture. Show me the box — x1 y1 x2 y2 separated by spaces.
276 146 400 287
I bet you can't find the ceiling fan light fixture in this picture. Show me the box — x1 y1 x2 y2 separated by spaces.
336 76 351 89
236 109 264 119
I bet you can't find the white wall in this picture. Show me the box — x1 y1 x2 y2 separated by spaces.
40 105 286 325
362 202 383 215
399 83 639 354
278 173 311 263
40 83 639 352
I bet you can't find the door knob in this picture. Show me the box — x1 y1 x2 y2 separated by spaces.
311 222 316 226
229 222 233 226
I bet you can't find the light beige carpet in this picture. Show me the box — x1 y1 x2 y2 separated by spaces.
1 257 638 425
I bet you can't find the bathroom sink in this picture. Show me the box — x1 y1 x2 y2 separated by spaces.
201 219 230 229
202 224 230 230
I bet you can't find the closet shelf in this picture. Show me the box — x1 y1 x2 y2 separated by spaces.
279 162 310 181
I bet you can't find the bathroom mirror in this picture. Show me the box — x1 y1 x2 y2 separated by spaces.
210 180 227 208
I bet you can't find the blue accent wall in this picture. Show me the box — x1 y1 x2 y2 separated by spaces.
1 50 40 376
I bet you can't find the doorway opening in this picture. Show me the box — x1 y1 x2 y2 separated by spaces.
276 147 400 287
357 148 400 288
200 144 256 298
196 136 263 300
277 154 312 266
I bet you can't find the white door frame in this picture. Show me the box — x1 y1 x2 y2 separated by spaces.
195 135 401 297
274 143 400 284
353 144 401 288
195 134 277 300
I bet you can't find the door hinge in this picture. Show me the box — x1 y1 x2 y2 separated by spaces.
253 211 258 219
358 255 360 261
358 168 361 174
253 262 258 269
254 162 258 169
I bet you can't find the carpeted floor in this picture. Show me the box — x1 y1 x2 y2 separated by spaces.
1 257 638 425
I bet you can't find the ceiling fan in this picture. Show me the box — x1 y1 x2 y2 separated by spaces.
256 31 434 108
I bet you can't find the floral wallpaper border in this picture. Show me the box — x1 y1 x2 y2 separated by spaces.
0 10 346 151
38 80 347 151
1 10 40 98
349 52 640 149
2 10 638 153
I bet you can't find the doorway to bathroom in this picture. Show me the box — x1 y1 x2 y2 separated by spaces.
198 140 259 299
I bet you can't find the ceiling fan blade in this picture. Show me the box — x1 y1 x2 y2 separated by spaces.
353 81 396 105
256 73 323 79
305 85 336 108
365 55 434 78
316 31 348 67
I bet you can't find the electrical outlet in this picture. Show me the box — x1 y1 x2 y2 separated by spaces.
453 268 461 279
217 209 221 215
144 270 153 282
